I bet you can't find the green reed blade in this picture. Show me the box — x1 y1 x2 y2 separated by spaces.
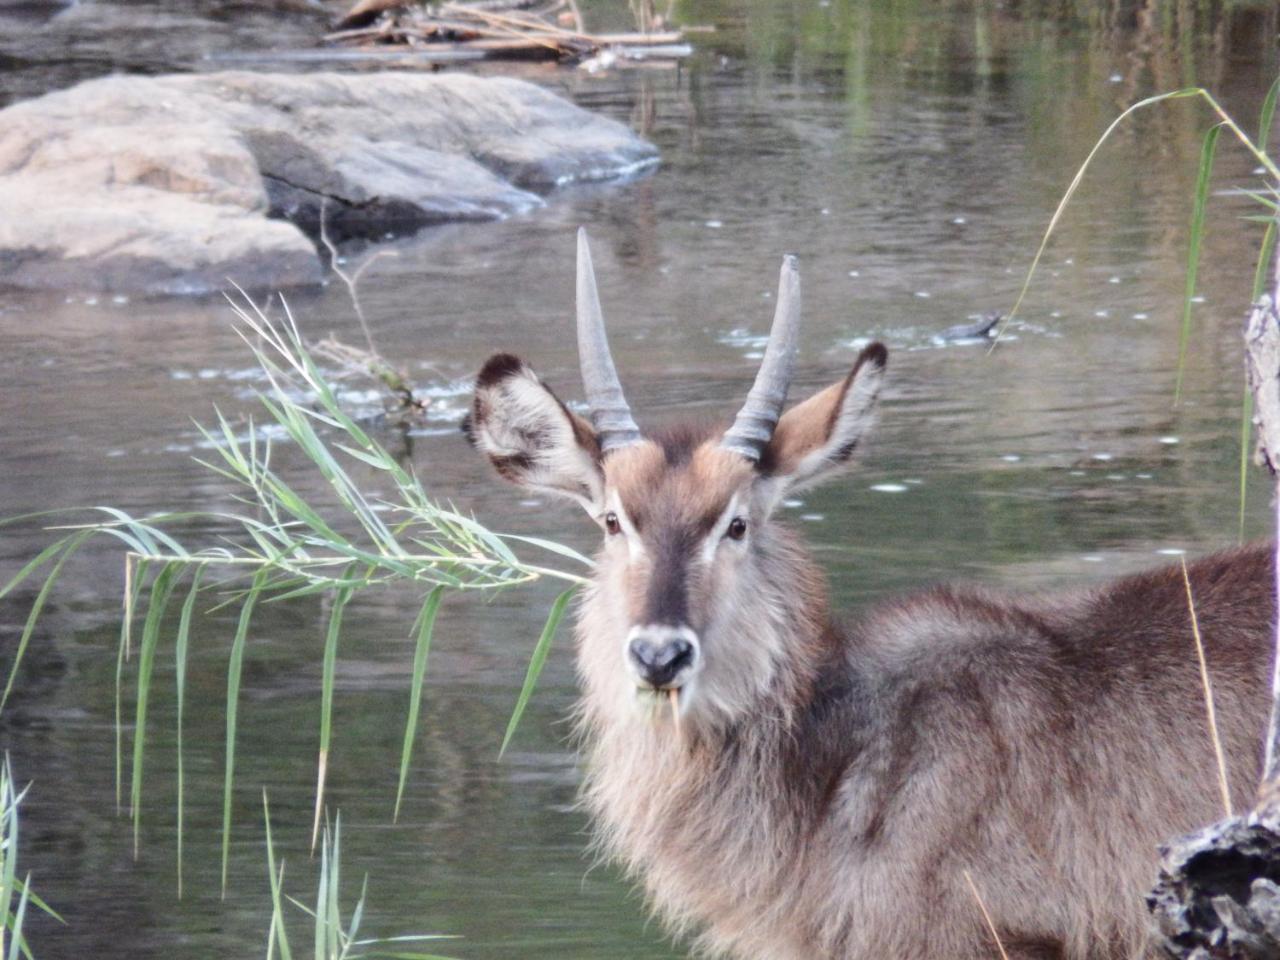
5 873 28 960
1253 219 1277 302
498 534 594 568
8 880 58 928
1 530 90 715
0 536 68 603
131 564 180 858
116 558 146 812
992 88 1205 345
174 566 203 899
315 823 328 960
222 570 267 898
1239 386 1255 544
1174 123 1222 403
500 588 576 759
342 874 368 960
1259 75 1280 150
92 507 160 555
312 585 354 853
264 792 294 960
394 587 444 822
1 759 17 959
1240 189 1280 211
326 816 341 960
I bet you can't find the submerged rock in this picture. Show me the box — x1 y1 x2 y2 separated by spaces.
0 70 659 294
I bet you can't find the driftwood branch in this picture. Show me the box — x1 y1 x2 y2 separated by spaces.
1147 223 1280 958
329 0 694 63
1245 230 1280 798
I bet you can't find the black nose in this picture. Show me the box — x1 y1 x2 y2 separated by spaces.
628 635 695 689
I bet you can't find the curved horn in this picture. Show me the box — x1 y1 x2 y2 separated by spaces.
721 255 801 462
577 228 642 453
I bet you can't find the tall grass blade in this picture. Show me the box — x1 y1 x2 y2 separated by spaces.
315 822 329 960
174 567 203 899
327 817 341 960
394 587 444 822
264 792 294 960
993 86 1280 350
1174 122 1222 403
992 88 1204 344
0 537 68 603
313 586 354 853
116 558 146 813
0 759 16 960
1181 557 1234 816
0 759 48 960
500 588 576 759
962 870 1011 960
1259 75 1280 150
131 564 180 858
1239 388 1255 543
4 874 28 960
222 570 267 898
1253 219 1278 302
1 530 90 714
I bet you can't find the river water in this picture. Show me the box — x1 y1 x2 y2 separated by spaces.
1 1 1278 957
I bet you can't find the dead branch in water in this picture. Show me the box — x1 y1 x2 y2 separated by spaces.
315 204 429 425
310 336 430 425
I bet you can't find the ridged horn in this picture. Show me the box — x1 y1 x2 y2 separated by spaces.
721 254 801 462
577 228 642 453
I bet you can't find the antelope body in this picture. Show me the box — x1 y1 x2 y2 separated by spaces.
466 231 1275 960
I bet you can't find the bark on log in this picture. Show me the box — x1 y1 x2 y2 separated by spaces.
1246 258 1280 786
1147 227 1280 958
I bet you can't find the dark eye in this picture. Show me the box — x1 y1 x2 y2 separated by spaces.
604 512 621 536
726 517 747 541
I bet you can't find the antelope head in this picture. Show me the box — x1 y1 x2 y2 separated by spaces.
466 230 887 730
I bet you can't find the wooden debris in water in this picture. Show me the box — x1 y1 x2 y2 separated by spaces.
311 336 431 426
328 0 695 66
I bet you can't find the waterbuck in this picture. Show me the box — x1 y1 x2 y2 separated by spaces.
464 230 1275 960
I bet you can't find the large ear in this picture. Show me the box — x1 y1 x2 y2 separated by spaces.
464 353 604 513
759 342 887 492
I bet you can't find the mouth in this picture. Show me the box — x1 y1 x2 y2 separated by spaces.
634 684 685 730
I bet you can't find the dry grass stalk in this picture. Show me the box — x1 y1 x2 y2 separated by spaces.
1180 557 1234 817
962 869 1011 960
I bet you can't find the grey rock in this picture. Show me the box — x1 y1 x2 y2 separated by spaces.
0 1 330 105
0 70 659 294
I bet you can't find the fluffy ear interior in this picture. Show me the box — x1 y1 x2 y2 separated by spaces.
760 342 887 491
464 353 604 512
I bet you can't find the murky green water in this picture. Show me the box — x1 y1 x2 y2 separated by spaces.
1 1 1279 957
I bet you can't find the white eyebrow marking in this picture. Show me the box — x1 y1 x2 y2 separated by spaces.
606 488 646 561
699 492 741 567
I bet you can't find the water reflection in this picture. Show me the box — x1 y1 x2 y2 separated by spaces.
1 0 1278 957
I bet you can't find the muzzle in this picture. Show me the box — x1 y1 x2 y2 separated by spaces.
626 624 699 690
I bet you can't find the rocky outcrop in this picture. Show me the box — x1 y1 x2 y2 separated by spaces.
0 71 658 294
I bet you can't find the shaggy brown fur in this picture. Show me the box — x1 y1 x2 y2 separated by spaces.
467 347 1275 960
